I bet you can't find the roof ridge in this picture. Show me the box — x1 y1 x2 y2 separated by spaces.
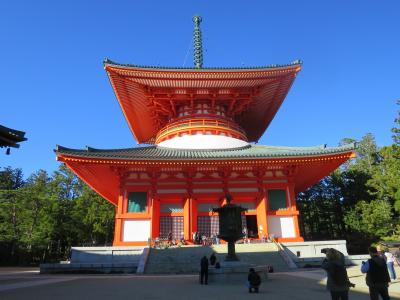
103 58 303 71
55 143 356 159
55 145 157 153
56 143 356 154
253 143 356 151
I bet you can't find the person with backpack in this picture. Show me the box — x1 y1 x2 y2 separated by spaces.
361 246 391 300
322 248 354 300
209 253 216 266
247 268 261 293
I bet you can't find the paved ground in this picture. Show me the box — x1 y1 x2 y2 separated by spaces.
1 267 400 300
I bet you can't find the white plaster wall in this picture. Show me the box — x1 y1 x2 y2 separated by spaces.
268 216 296 238
123 220 151 242
280 217 296 238
157 134 249 149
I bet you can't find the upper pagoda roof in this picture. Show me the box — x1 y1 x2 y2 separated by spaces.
104 59 301 144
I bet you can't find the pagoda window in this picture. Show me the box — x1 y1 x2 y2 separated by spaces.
127 192 148 213
268 189 287 211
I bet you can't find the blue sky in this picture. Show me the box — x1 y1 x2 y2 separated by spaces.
1 1 399 177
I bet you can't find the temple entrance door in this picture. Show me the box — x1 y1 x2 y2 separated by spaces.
160 216 184 240
197 216 219 238
245 215 258 238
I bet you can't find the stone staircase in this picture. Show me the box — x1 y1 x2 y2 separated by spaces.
145 243 289 274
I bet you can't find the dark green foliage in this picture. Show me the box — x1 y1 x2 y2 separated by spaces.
0 165 115 265
298 101 400 253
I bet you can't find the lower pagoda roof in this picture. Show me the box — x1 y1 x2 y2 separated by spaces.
56 143 355 160
56 143 355 205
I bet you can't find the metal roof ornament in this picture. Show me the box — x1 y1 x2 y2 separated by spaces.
193 15 203 69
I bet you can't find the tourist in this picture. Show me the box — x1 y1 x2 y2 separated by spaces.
361 246 391 300
201 234 207 246
192 231 197 244
210 253 216 266
247 268 261 293
167 231 172 245
395 247 400 267
243 227 248 244
200 256 209 285
321 248 353 300
248 230 253 243
262 234 267 243
383 249 397 281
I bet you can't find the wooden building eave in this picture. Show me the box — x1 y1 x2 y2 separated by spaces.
104 60 302 144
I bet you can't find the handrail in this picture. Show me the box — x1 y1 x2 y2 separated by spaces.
274 240 298 269
156 117 247 143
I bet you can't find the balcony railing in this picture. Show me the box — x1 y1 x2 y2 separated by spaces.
155 117 247 144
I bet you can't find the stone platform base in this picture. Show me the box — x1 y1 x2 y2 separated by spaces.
40 246 147 274
40 262 137 274
281 240 359 267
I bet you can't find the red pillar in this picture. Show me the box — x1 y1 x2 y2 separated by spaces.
256 196 268 239
151 198 160 239
183 197 191 241
288 181 303 241
113 189 124 245
191 198 198 240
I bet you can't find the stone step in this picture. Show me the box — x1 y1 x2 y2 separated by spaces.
145 243 289 274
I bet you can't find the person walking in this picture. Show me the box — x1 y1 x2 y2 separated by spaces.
384 249 396 281
321 248 353 300
200 256 209 285
361 246 391 300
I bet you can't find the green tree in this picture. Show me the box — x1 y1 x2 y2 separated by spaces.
344 200 393 238
72 184 115 245
19 170 55 263
0 167 25 263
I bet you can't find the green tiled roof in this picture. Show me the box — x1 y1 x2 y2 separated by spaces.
55 143 355 161
103 58 302 71
0 125 27 148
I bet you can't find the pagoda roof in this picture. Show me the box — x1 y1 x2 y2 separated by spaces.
56 143 355 161
104 59 301 144
56 143 355 205
0 125 27 148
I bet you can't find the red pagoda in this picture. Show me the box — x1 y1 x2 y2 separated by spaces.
56 16 355 246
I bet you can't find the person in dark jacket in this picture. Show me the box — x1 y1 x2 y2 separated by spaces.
200 256 209 285
322 248 353 300
247 268 261 293
361 246 391 300
209 253 216 266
